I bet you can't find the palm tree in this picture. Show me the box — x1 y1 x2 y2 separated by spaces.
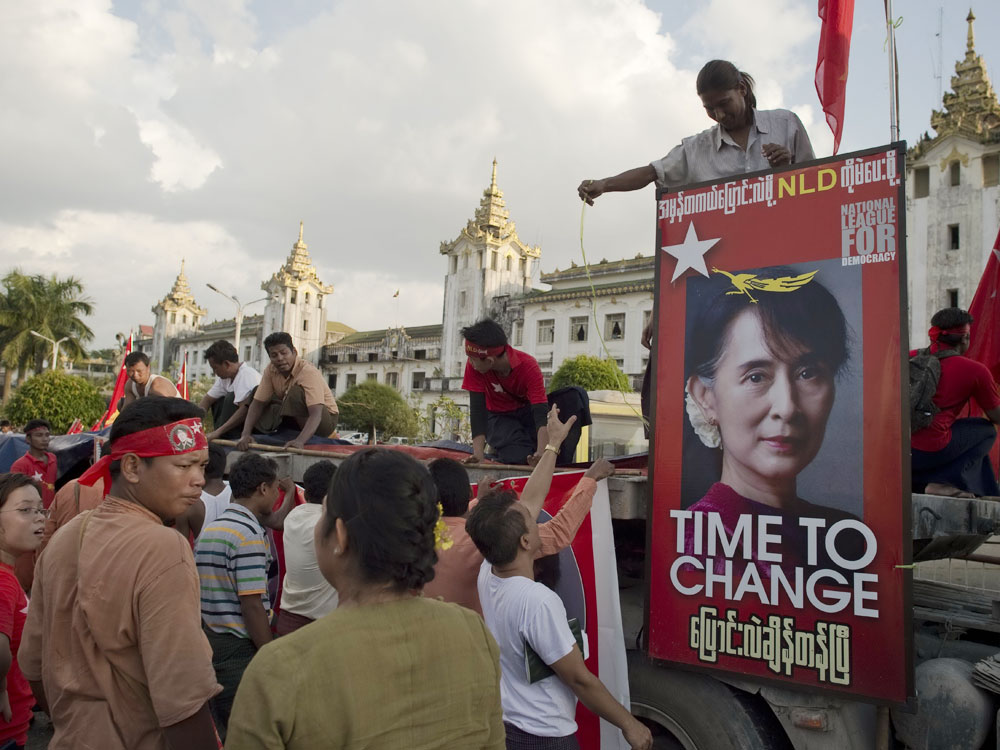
0 271 94 401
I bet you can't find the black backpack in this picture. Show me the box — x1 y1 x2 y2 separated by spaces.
909 348 959 432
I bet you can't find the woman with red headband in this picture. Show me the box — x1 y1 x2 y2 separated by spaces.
911 307 1000 498
18 397 222 750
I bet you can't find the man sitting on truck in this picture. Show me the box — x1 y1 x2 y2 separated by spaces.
912 307 1000 498
199 339 261 440
466 406 651 750
236 332 339 451
123 351 181 403
461 318 589 466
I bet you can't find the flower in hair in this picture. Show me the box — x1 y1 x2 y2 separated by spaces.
685 384 720 449
434 503 453 551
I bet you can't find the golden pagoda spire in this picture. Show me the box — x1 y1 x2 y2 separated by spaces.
298 221 304 245
491 158 498 190
966 9 975 54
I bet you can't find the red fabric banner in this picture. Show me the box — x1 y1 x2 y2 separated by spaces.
965 227 1000 473
176 351 189 400
815 0 855 154
94 334 132 431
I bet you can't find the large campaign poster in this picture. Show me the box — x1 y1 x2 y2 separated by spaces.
646 144 913 705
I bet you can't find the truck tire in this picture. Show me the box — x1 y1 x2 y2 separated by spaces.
627 651 791 750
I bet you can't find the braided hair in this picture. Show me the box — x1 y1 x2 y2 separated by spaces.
321 448 439 591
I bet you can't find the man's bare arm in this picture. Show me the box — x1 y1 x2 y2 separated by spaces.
577 166 657 205
286 403 328 449
198 394 218 411
239 595 273 650
264 477 297 531
236 400 267 451
207 402 250 441
150 378 181 398
163 703 219 750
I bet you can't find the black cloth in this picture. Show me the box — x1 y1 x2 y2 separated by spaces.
912 417 999 496
204 627 257 741
640 358 652 439
504 722 580 750
486 386 591 465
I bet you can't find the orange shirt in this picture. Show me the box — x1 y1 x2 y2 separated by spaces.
40 478 104 553
19 497 221 750
424 477 597 615
254 357 338 414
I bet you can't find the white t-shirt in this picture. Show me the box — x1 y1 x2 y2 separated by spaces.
206 362 262 405
280 504 339 619
477 561 578 737
199 484 232 533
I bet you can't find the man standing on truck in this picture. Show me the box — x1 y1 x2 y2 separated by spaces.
467 406 652 750
462 318 589 466
123 351 182 403
235 332 339 451
912 307 1000 498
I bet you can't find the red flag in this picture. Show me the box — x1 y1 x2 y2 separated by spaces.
176 351 189 400
65 418 82 435
966 227 1000 473
94 334 132 431
815 0 855 154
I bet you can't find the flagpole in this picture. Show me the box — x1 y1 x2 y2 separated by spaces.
885 0 899 141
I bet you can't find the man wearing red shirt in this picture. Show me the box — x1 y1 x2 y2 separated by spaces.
461 318 589 465
911 308 1000 498
10 419 57 508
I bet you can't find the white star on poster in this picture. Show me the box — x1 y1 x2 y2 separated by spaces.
492 383 504 393
662 223 721 283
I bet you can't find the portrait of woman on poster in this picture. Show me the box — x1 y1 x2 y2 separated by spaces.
682 267 862 575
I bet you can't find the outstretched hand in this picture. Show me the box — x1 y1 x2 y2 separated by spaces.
545 404 577 448
577 178 606 205
584 458 615 481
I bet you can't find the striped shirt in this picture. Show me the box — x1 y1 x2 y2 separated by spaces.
195 504 271 638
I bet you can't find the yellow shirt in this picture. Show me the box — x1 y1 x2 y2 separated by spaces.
226 597 505 749
254 357 338 414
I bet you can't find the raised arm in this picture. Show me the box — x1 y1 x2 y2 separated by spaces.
577 166 657 205
537 458 614 555
519 406 576 520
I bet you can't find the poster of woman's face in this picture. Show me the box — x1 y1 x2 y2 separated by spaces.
680 258 864 516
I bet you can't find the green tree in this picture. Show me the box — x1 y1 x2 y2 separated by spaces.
0 271 94 400
4 370 105 433
414 395 470 443
338 381 418 442
550 354 632 392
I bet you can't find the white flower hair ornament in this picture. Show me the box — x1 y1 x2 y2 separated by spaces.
684 383 721 449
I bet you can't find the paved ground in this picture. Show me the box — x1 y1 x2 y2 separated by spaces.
27 712 53 749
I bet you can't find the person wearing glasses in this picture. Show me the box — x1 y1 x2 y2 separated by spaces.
0 474 47 750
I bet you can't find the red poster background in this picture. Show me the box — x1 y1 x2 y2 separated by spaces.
646 145 913 705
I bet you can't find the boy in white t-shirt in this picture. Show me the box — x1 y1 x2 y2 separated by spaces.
467 407 651 750
199 339 262 441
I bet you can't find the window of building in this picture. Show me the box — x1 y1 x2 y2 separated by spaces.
302 319 309 332
512 321 523 346
605 313 625 340
329 353 338 363
170 313 176 324
366 373 378 382
949 224 960 250
182 315 187 324
463 253 469 269
346 373 357 388
244 346 252 361
412 371 426 390
537 319 555 345
304 292 310 303
328 374 337 390
414 349 426 360
450 255 458 274
290 291 297 304
490 251 498 271
984 154 1000 187
642 309 652 331
505 255 512 272
569 316 588 342
386 372 398 388
950 160 961 187
459 291 467 309
948 288 959 308
368 352 377 362
914 166 930 198
615 359 624 369
348 353 358 363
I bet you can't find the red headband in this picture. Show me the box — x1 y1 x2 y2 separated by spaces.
465 341 505 358
929 324 970 353
25 426 49 435
78 418 208 495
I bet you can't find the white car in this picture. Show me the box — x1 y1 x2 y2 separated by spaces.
341 432 369 445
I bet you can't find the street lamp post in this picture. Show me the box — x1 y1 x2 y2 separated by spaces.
206 285 271 357
30 331 69 372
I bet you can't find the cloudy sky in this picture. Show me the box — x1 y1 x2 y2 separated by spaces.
1 0 997 349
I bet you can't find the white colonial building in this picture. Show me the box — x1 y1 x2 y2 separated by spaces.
149 225 351 380
905 10 1000 345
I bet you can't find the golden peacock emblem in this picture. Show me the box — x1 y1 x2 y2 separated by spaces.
711 268 818 304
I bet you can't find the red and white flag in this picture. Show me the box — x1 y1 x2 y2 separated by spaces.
815 0 855 154
176 351 189 400
94 334 132 431
966 227 1000 473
